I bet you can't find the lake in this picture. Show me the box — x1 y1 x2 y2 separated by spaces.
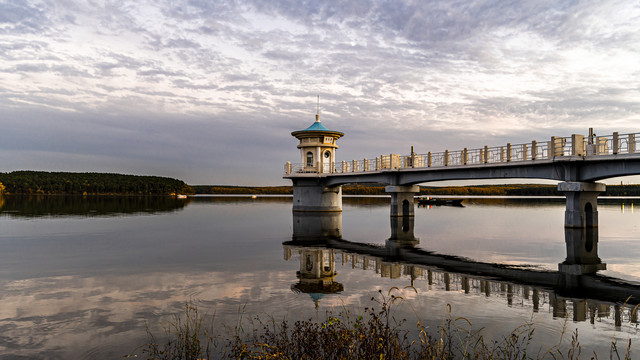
0 195 639 359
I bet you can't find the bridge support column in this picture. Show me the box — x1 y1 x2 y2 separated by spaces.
385 185 420 217
558 182 605 229
292 179 342 212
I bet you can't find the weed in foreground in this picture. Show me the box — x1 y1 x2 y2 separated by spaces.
141 301 220 360
135 291 633 360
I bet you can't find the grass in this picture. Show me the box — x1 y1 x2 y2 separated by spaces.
134 290 633 360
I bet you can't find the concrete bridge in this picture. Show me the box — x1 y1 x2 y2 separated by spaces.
284 119 640 229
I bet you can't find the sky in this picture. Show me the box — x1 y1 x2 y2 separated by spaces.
1 0 639 186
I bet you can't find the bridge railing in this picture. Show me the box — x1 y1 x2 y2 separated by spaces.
284 132 640 176
584 132 640 156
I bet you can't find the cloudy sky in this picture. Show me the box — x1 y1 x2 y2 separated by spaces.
1 0 639 185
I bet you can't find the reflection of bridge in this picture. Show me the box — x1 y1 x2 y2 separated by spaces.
284 212 640 327
284 116 640 229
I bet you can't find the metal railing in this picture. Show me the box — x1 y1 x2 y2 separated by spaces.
284 131 640 176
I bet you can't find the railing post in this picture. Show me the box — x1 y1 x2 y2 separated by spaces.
363 158 369 171
630 134 636 153
506 143 512 162
285 162 292 175
596 136 608 155
462 148 468 165
522 144 528 160
550 136 564 157
571 134 585 156
500 146 505 162
390 154 401 169
352 160 357 172
484 146 489 164
613 132 619 154
341 160 346 173
444 150 449 166
427 152 432 167
531 140 537 160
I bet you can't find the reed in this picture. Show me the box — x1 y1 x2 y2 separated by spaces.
136 292 633 360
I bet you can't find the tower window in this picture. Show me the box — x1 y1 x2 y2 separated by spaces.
324 151 330 159
306 152 314 167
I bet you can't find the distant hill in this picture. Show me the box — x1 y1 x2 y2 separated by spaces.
193 183 640 196
0 171 194 195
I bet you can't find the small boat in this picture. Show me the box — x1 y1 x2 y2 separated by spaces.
417 197 463 207
176 194 187 199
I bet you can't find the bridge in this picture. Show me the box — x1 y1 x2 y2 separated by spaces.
283 116 640 230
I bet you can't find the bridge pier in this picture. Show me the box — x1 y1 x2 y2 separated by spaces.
558 182 605 229
385 185 420 217
292 179 342 212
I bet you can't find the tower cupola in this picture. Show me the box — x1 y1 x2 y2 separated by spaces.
291 101 343 174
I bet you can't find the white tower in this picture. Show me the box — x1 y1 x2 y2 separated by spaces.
291 102 344 174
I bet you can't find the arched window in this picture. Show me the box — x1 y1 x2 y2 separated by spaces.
306 152 314 167
305 254 313 271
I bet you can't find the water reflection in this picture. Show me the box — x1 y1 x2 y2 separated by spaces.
0 196 638 358
285 212 640 330
0 195 192 217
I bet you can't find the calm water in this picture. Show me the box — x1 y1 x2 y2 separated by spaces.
1 195 640 359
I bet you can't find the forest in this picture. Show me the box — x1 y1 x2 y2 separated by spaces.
194 183 640 196
0 171 194 195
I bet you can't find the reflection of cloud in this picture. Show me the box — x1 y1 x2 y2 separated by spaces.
0 270 294 358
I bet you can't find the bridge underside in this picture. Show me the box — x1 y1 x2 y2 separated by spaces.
318 156 640 187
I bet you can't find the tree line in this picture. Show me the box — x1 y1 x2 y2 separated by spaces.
194 183 640 196
0 171 194 195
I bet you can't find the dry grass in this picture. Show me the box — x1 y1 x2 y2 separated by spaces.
135 291 633 360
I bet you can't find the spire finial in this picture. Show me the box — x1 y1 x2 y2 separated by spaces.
315 95 320 122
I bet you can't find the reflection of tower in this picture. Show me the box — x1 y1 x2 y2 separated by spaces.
289 212 344 307
558 227 606 275
292 212 342 242
291 248 344 308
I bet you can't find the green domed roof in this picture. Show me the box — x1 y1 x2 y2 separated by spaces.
291 117 344 138
301 121 332 132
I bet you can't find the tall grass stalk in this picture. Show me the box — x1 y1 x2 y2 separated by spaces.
137 292 633 360
142 301 219 360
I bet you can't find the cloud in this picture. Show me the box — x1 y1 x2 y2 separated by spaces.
0 0 639 184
